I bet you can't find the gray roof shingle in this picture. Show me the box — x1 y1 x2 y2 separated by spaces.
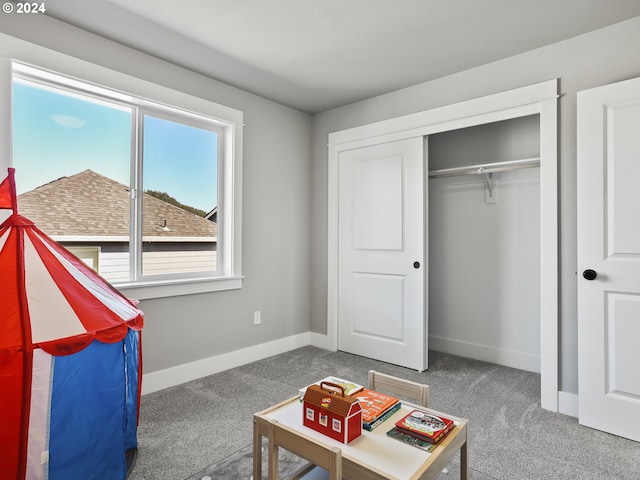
18 169 217 239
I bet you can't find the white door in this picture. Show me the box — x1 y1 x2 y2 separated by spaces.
577 76 640 442
338 137 426 371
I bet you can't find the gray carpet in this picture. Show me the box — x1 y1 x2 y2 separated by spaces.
186 439 307 480
185 440 493 480
128 347 640 480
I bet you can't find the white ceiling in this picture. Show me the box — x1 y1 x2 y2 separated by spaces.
44 0 640 114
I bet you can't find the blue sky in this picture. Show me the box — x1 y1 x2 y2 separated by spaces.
143 115 218 212
12 80 218 212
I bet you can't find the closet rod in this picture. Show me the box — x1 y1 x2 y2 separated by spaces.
428 157 540 178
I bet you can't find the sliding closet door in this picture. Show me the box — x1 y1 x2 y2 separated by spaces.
337 137 426 371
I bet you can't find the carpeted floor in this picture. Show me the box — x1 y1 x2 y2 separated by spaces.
185 439 495 480
186 439 307 480
129 346 640 480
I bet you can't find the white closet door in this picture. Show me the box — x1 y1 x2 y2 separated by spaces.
577 76 640 441
338 137 426 371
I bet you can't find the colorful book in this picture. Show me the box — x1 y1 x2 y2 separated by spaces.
394 409 455 444
363 402 401 431
353 389 400 424
298 376 364 398
386 427 437 452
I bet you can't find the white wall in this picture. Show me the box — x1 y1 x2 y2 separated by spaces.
310 17 640 394
427 117 541 372
0 14 313 378
428 115 540 170
429 168 541 372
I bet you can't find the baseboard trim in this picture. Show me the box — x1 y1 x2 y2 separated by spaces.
558 391 578 418
309 332 329 349
429 335 541 374
141 332 567 416
141 332 316 395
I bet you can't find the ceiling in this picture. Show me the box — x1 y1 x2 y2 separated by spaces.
44 0 640 114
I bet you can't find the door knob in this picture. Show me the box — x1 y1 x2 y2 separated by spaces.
413 261 420 269
583 269 597 281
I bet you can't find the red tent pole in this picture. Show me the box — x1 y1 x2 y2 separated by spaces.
0 168 31 478
10 170 33 479
17 232 32 480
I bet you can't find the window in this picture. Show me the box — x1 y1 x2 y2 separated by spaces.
11 62 243 298
140 113 220 278
66 247 100 271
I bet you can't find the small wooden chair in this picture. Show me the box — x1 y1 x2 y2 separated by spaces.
368 370 429 407
291 371 429 479
266 418 342 480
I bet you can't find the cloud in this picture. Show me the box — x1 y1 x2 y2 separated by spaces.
51 114 86 128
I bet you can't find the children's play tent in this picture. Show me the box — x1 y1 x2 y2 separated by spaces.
0 168 144 479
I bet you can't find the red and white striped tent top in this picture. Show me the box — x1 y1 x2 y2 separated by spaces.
0 168 144 479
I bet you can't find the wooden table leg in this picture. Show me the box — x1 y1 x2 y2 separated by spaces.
460 441 468 480
267 420 279 480
253 417 262 480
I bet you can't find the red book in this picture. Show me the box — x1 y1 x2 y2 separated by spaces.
394 409 455 444
353 389 400 424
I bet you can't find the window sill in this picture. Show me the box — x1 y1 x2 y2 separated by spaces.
116 276 243 301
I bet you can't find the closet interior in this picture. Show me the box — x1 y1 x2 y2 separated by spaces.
427 114 542 373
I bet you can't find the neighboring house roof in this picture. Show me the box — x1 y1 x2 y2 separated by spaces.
18 169 216 239
205 206 217 222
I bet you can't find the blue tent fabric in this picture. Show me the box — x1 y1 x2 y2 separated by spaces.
48 336 138 480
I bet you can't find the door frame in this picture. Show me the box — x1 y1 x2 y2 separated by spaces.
327 79 559 412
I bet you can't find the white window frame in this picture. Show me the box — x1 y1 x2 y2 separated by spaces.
0 39 243 300
133 106 225 283
66 246 101 272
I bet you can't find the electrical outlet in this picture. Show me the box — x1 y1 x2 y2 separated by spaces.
253 311 261 325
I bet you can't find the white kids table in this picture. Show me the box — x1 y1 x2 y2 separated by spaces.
253 395 468 480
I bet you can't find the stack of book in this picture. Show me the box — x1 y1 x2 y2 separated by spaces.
353 389 401 431
387 409 455 449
